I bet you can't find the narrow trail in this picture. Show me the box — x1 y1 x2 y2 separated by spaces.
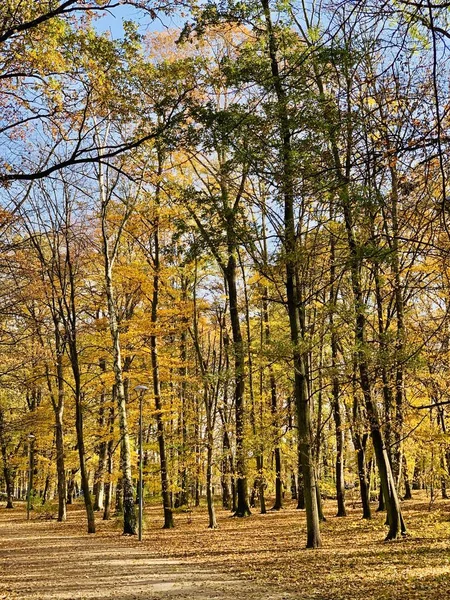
0 507 290 600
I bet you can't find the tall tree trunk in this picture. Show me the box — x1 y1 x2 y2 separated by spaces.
403 454 412 500
356 434 372 520
332 370 346 517
296 444 305 510
103 262 136 535
206 429 217 528
343 204 404 538
221 428 232 509
60 198 95 533
151 327 174 528
0 410 14 509
2 460 14 509
150 150 174 529
50 323 67 522
226 253 250 517
100 163 137 536
260 210 283 511
66 468 77 505
382 135 405 489
346 372 371 520
66 329 95 531
54 348 66 521
329 222 346 517
241 254 265 514
103 395 115 520
73 383 95 533
179 325 189 507
220 323 233 510
261 0 320 547
192 261 219 528
93 360 107 512
373 250 394 475
43 320 66 521
314 54 406 537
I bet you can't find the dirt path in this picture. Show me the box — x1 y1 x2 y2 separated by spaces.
3 496 449 600
0 507 290 600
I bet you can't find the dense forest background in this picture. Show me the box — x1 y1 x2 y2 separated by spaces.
1 0 450 549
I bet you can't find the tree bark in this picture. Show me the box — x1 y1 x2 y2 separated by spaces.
93 360 107 512
321 73 405 538
0 410 14 509
74 385 95 533
54 342 66 521
329 226 346 517
103 397 115 520
45 322 68 522
150 150 174 529
261 0 321 548
99 162 137 535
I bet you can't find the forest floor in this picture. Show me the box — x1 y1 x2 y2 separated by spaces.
0 493 449 600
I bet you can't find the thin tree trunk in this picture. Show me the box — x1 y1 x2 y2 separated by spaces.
225 243 250 517
329 222 346 517
356 434 372 519
346 375 371 520
66 469 77 505
403 454 412 500
296 443 305 510
240 253 265 514
53 325 67 521
103 396 115 520
74 385 95 533
220 323 233 510
0 410 14 509
150 149 173 529
336 128 405 540
260 228 283 511
179 325 189 507
206 430 217 528
99 161 137 536
94 360 107 512
67 330 95 531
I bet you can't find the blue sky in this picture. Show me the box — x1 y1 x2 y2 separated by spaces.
94 5 184 39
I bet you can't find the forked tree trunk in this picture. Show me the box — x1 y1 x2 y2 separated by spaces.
345 210 405 539
315 57 406 537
